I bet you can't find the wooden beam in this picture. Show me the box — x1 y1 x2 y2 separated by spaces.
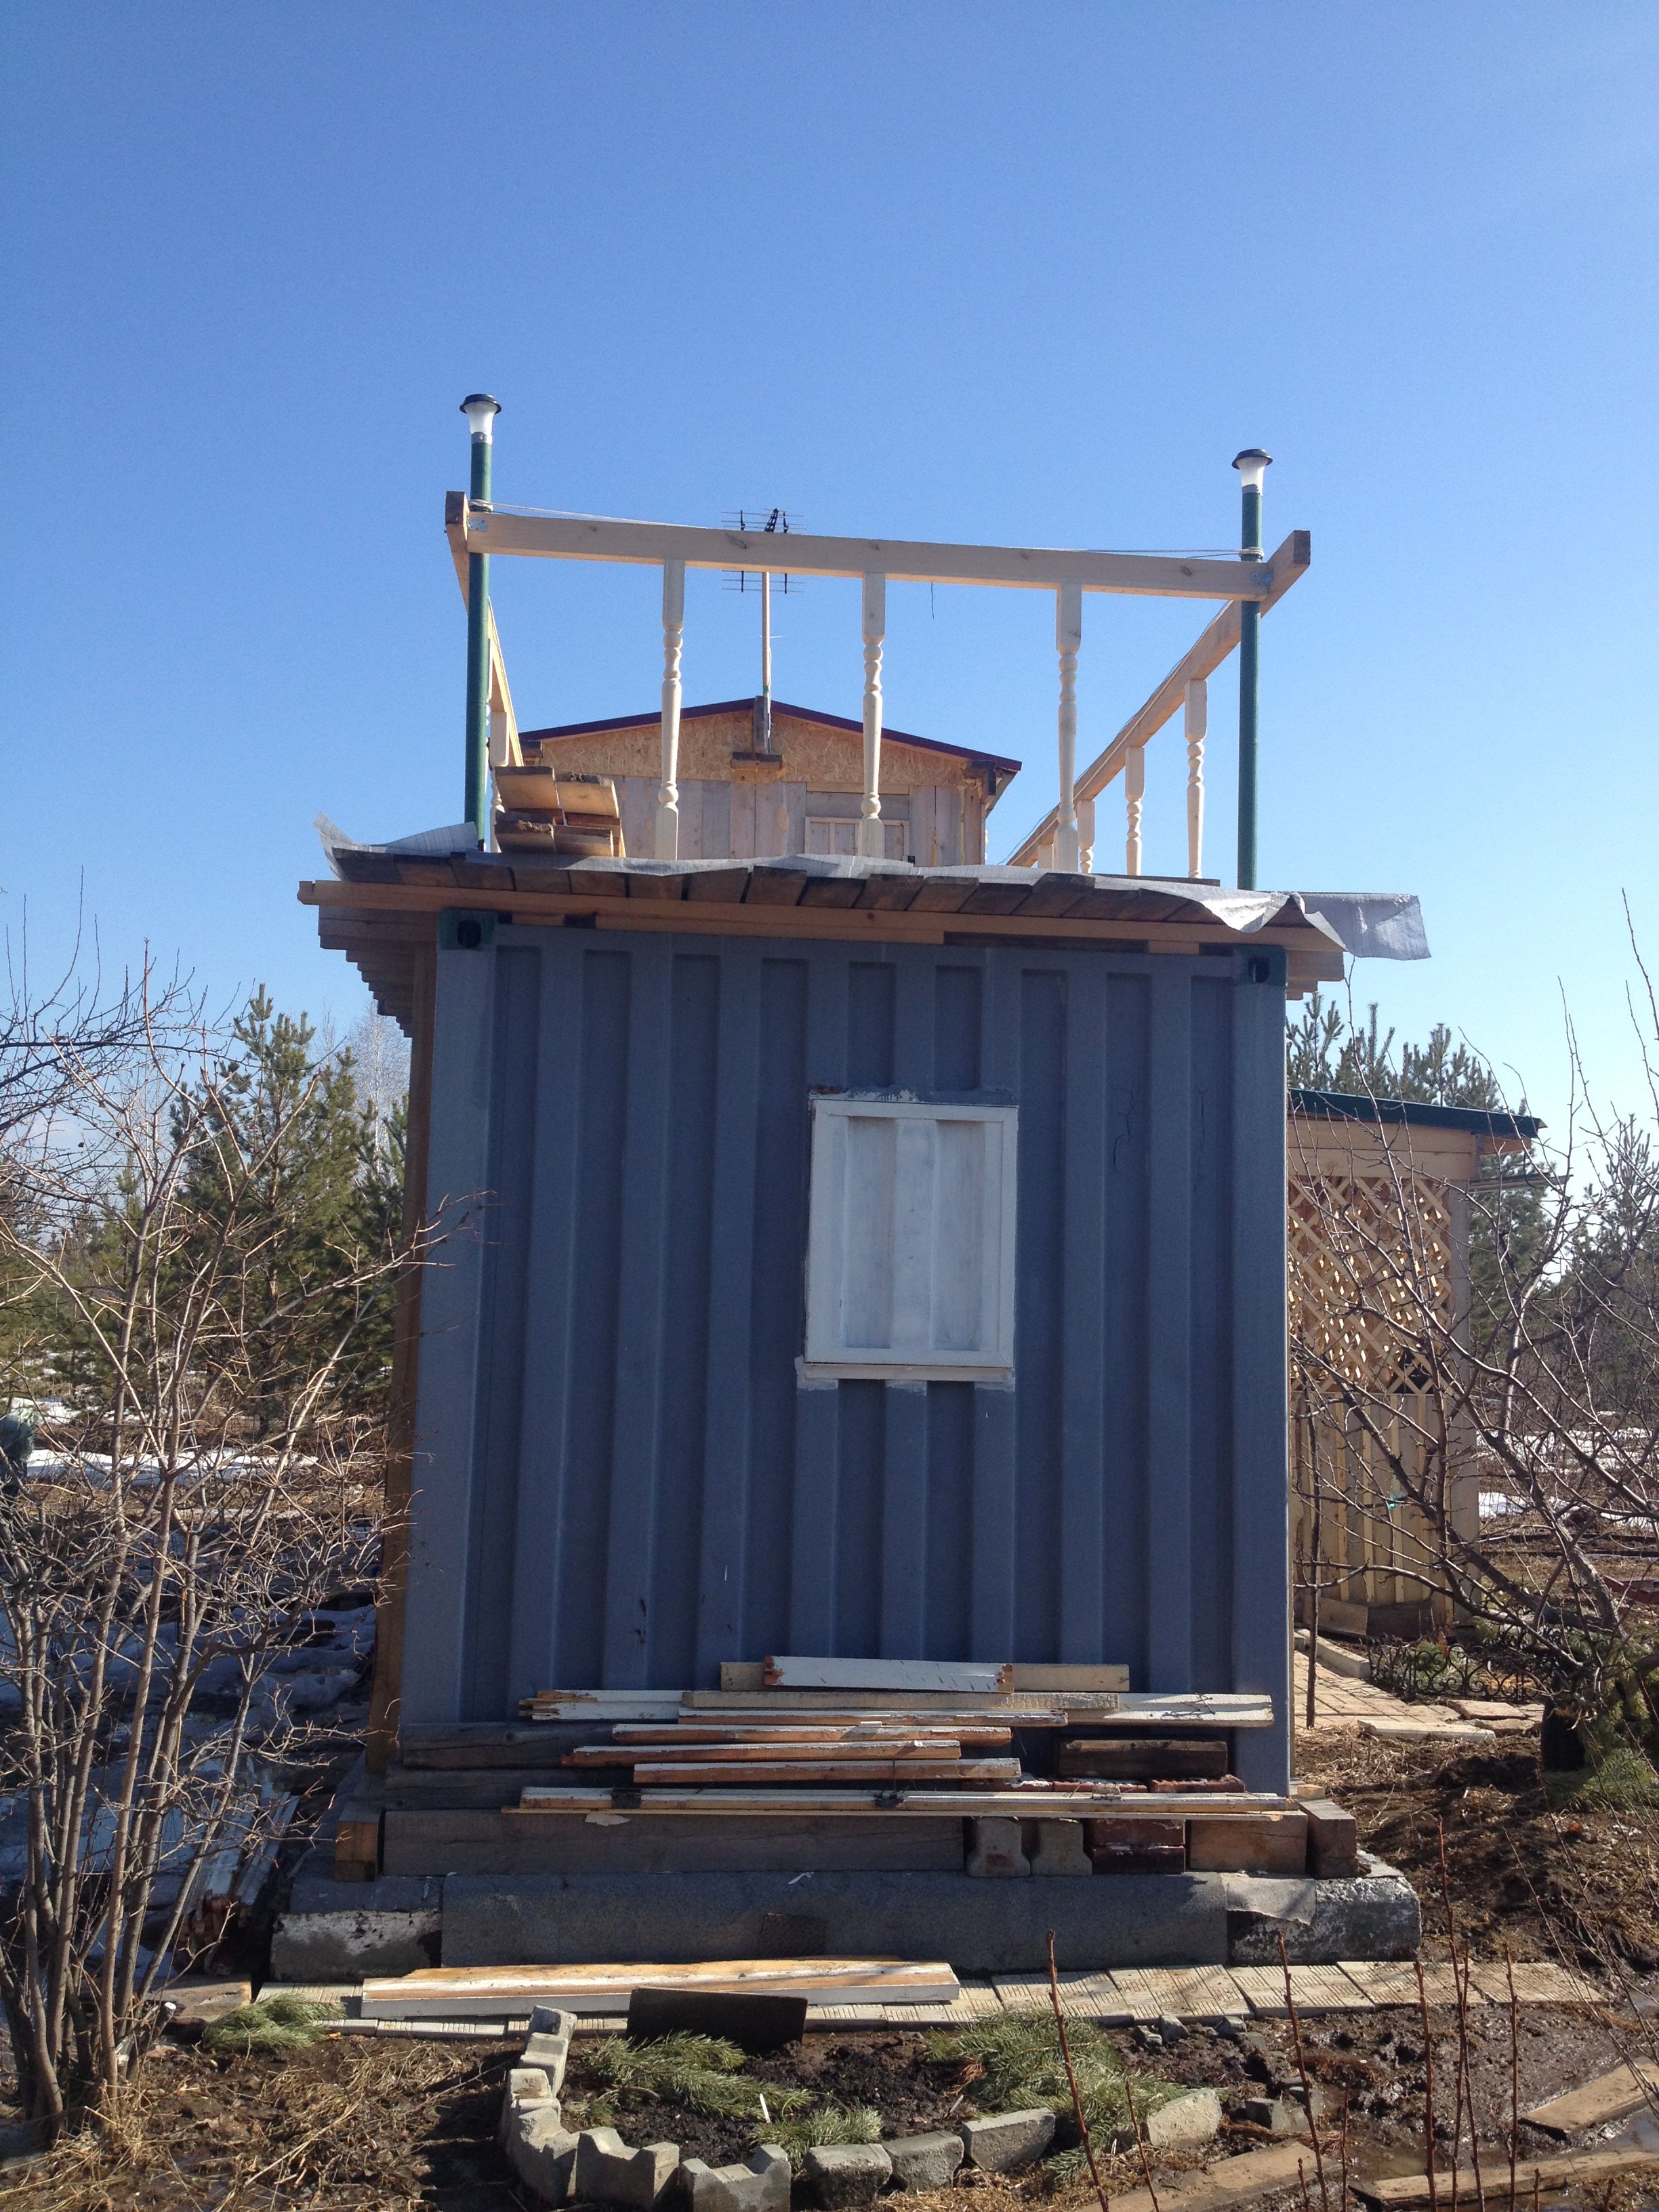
445 494 1278 601
447 514 521 768
1006 532 1311 864
299 878 1343 972
365 942 436 1775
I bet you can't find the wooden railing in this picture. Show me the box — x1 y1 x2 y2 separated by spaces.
443 482 1309 876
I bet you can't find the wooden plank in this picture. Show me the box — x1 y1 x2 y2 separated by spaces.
1523 2060 1659 2135
1187 1811 1307 1875
991 1973 1132 2022
609 1723 1014 1747
1007 1664 1130 1691
1059 1738 1230 1780
622 1758 1020 1785
1108 2142 1325 2212
361 1957 960 2020
514 1785 1294 1818
1301 1797 1360 1878
390 1809 963 1877
763 1656 1015 1692
678 1689 1274 1725
569 1738 967 1765
1359 2147 1659 2207
302 878 1334 962
457 503 1276 600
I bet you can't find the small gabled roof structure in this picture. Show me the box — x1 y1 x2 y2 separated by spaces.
523 696 1023 807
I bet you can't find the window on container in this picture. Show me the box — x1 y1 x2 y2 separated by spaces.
803 1097 1017 1380
805 817 908 861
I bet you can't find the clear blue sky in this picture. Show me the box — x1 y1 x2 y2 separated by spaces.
3 5 1655 1130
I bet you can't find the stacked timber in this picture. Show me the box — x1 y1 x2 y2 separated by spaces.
493 766 624 856
351 1659 1346 1884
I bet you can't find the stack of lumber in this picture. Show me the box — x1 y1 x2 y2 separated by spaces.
358 1957 960 2022
563 1717 1023 1788
493 765 623 856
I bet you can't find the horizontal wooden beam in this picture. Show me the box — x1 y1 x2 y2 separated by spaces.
444 494 1280 601
299 878 1343 972
1006 531 1311 864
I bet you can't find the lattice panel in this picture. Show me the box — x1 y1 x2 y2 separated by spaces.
1288 1168 1459 1610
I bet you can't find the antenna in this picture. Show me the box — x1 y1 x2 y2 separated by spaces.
723 508 800 754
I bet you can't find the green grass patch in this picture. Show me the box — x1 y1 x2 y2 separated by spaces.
926 2013 1180 2148
1544 1744 1659 1811
201 1994 341 2054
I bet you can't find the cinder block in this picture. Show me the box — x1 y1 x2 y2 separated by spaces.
575 2127 680 2208
679 2144 791 2212
1028 1821 1092 1878
804 2143 892 2207
959 2108 1056 2172
883 2132 964 2191
504 2104 581 2202
966 1818 1029 1877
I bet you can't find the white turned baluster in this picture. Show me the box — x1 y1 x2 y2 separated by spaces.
1185 676 1206 879
655 560 685 860
1124 745 1145 876
857 573 886 858
1076 792 1095 876
1054 582 1082 870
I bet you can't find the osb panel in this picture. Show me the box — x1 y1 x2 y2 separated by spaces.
529 712 981 797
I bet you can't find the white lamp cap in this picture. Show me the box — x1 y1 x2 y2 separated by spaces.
1232 447 1271 495
461 392 501 441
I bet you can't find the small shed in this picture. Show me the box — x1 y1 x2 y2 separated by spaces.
517 697 1019 867
1286 1090 1540 1637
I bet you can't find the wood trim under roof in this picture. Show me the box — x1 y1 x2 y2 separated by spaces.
303 852 1347 1033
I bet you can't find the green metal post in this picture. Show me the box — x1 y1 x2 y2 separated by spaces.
460 394 500 843
1232 447 1271 889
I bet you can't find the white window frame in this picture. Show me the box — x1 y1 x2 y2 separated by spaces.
805 815 908 861
802 1094 1019 1382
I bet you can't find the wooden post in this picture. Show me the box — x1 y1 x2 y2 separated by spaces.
857 572 886 859
1055 582 1082 870
1124 746 1145 876
1185 675 1206 878
1076 792 1095 876
366 941 437 1776
655 559 685 860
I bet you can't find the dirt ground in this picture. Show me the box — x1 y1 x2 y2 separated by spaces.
6 1735 1659 2209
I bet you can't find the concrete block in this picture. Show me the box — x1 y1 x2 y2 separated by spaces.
159 1977 252 2034
959 2109 1056 2172
965 1820 1029 1877
1237 2097 1305 2137
1029 1821 1092 1878
510 2068 556 2109
1143 2089 1221 2153
882 2131 964 2191
440 1868 1235 1973
575 2128 680 2209
272 1845 442 1979
803 2142 891 2207
523 2013 574 2093
679 2144 791 2212
506 2104 581 2203
1226 1866 1422 1965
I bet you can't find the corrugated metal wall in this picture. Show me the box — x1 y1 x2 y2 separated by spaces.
405 922 1291 1786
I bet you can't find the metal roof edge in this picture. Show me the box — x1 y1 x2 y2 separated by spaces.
1288 1088 1542 1139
